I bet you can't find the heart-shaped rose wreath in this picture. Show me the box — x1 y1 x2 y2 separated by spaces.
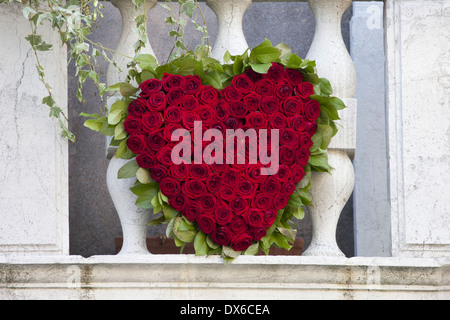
84 40 345 259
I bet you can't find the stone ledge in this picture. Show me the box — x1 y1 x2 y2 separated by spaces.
1 255 449 299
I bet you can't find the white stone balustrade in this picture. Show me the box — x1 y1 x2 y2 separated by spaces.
206 0 252 62
106 0 157 255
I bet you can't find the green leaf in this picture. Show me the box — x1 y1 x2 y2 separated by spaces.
166 217 176 238
194 231 209 256
271 231 292 250
130 182 159 196
206 235 219 249
173 217 196 243
222 246 241 259
117 160 139 179
84 119 103 132
249 63 272 74
135 54 158 71
293 207 305 220
276 42 292 58
136 189 158 209
108 109 123 125
25 34 52 51
152 195 163 213
136 167 152 184
277 227 297 243
308 153 331 172
163 205 179 220
244 243 260 256
119 83 139 97
250 39 281 64
148 215 167 226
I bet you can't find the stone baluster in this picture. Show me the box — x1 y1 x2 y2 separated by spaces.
206 0 252 62
302 0 357 257
105 0 157 255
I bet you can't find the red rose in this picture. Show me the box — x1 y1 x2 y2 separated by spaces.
181 95 200 111
243 93 262 112
261 177 281 195
214 205 232 225
296 81 315 98
136 152 155 169
253 193 273 210
274 79 293 100
169 163 189 181
250 226 266 242
229 101 248 118
147 129 165 151
222 168 239 186
184 75 202 95
260 96 279 114
181 111 200 131
214 100 230 121
197 105 216 127
163 123 182 142
245 68 264 84
197 213 216 234
281 181 296 196
156 145 174 166
149 165 167 182
274 165 291 182
303 98 321 121
211 226 232 246
280 128 299 148
189 163 210 180
196 85 219 105
230 197 249 215
168 193 187 212
295 148 311 167
162 73 186 92
229 215 247 234
200 194 218 213
268 112 287 130
262 209 277 228
128 98 148 117
245 208 263 228
219 185 235 202
126 134 147 154
166 88 184 105
232 74 254 93
255 78 275 97
124 116 142 134
279 146 295 165
147 92 167 111
291 165 306 184
285 68 303 86
224 117 239 130
141 112 163 132
282 96 303 116
288 114 306 132
183 203 201 222
160 177 181 198
245 164 266 184
305 121 318 137
245 111 268 129
273 193 290 210
183 179 207 198
221 85 243 102
139 78 163 98
230 233 253 252
298 132 314 149
164 106 182 123
267 63 285 82
206 174 222 193
236 179 255 199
